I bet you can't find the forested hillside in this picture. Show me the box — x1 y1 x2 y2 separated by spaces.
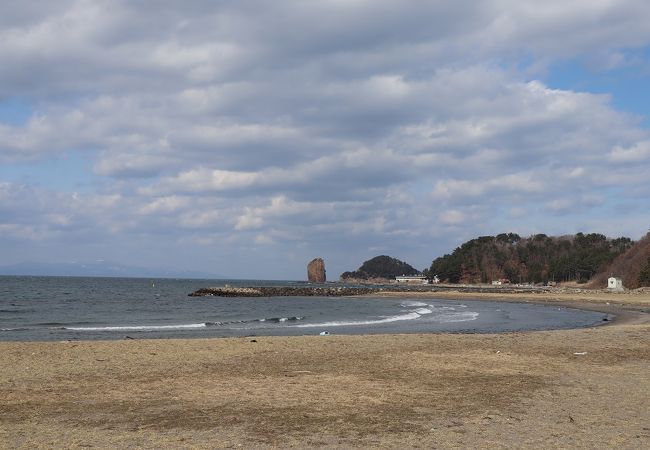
341 255 420 280
426 233 633 284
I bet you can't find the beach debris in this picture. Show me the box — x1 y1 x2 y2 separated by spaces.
445 420 464 428
285 370 313 377
496 350 501 354
124 335 135 340
573 352 587 356
319 331 330 336
569 415 575 423
284 370 311 378
250 339 257 343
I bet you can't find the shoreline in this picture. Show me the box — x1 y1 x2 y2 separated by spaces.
3 290 640 343
187 283 650 329
186 284 650 334
2 290 649 448
370 290 650 328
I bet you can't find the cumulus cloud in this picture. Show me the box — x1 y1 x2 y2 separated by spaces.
609 141 650 163
1 1 650 277
439 210 467 226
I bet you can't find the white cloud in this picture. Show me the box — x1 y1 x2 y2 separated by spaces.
139 196 190 215
235 208 264 231
609 141 650 162
439 210 466 226
1 1 649 277
545 194 606 215
254 234 274 245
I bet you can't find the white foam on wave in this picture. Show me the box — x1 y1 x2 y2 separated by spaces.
62 303 478 333
295 302 478 328
294 300 436 328
294 311 423 328
65 323 207 331
436 311 479 322
400 301 428 307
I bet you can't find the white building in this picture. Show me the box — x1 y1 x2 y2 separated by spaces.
607 277 623 290
395 275 427 284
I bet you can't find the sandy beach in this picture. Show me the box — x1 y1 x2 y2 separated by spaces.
1 291 649 449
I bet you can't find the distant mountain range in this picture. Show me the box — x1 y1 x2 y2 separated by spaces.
0 260 227 279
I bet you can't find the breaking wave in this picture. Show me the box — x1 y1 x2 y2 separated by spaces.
59 303 479 332
294 302 478 328
62 316 305 332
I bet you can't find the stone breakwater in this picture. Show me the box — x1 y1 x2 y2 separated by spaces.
189 283 643 298
189 286 379 297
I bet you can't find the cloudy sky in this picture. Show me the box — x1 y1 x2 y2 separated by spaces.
1 0 650 279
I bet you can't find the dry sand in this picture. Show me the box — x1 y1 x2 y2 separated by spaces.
1 291 649 449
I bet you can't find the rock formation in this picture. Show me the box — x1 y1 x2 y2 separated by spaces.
307 258 326 283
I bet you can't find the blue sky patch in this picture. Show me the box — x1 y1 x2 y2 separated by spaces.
0 97 34 126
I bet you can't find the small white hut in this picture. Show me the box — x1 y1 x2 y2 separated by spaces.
607 277 623 290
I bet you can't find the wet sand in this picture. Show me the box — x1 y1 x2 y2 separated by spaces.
1 291 649 448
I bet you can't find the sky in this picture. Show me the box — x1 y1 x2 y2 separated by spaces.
1 0 650 280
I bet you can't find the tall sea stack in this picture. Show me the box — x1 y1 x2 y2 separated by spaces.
307 258 326 283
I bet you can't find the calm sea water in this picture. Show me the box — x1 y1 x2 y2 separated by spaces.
0 276 608 341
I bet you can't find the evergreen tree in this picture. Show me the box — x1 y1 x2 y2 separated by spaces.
638 257 650 287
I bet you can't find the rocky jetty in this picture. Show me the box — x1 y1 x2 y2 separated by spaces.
189 286 377 297
189 282 643 299
307 258 326 282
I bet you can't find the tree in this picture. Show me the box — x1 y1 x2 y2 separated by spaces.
639 257 650 287
341 255 419 280
427 232 633 284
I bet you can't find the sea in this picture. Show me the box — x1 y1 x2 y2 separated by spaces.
0 276 609 341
